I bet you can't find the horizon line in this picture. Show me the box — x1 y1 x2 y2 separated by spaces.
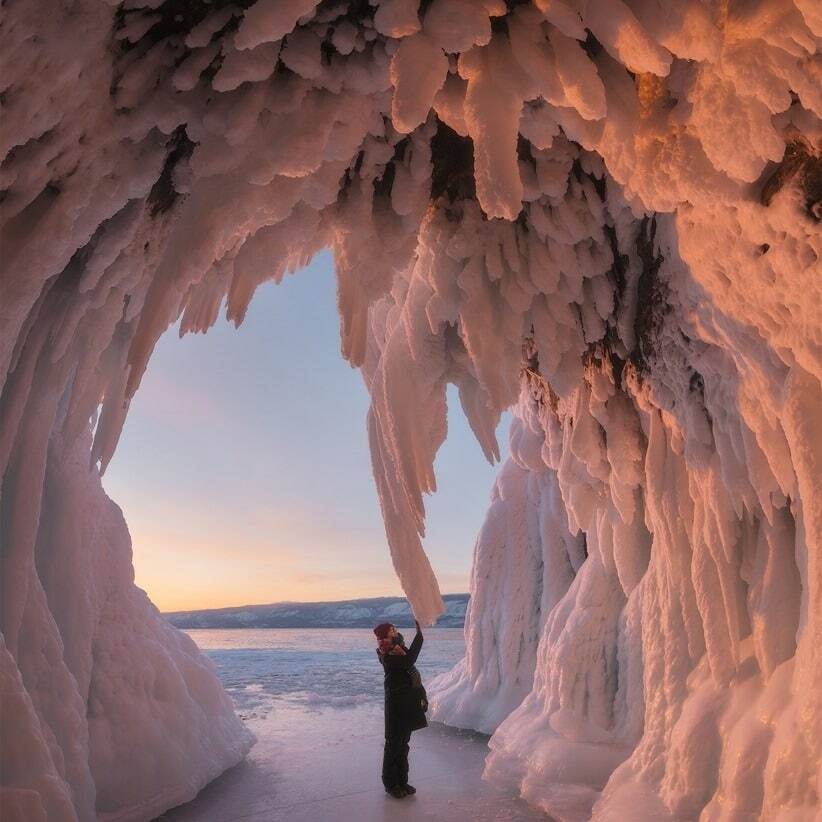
162 591 470 616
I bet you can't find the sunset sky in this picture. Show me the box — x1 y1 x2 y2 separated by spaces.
103 252 509 612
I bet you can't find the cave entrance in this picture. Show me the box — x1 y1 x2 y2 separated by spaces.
101 246 507 739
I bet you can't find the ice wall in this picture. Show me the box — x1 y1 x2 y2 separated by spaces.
431 208 822 821
1 419 254 822
1 0 819 819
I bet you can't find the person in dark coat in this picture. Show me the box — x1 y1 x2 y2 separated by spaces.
374 620 428 799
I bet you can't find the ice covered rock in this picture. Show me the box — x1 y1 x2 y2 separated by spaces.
374 0 422 39
390 32 449 133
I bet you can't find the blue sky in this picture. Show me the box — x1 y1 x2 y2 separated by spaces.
103 251 509 611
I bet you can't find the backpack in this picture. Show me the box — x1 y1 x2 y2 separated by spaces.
408 667 428 713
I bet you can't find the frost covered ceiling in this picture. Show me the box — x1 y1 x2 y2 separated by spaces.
3 0 819 622
1 0 821 818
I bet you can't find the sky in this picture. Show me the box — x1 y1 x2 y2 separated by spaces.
103 251 509 612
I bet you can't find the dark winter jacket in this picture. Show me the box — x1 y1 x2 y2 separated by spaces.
377 628 428 735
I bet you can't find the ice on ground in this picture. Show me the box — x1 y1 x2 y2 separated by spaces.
189 627 465 720
157 701 550 822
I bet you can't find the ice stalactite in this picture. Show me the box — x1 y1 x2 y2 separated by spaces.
1 0 820 819
431 202 822 820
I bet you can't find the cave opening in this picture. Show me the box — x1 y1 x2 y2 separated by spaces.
102 250 509 614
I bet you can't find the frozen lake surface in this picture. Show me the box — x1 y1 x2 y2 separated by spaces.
186 627 466 716
157 628 549 822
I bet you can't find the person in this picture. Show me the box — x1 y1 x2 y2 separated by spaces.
373 619 428 799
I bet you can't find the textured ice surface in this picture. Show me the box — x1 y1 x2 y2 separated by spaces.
1 0 820 820
185 627 465 718
158 701 549 822
154 628 545 821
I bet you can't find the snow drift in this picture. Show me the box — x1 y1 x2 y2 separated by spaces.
1 0 819 819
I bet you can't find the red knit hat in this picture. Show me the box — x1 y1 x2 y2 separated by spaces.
373 623 393 640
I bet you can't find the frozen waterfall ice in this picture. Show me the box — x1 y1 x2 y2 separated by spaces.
1 0 820 819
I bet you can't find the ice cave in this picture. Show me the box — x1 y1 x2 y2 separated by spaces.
1 0 820 819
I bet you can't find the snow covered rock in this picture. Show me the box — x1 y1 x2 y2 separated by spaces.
1 0 820 819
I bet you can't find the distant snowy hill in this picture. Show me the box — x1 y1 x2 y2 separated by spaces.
164 594 469 629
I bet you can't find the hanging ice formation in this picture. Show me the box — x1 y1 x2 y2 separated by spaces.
1 0 819 819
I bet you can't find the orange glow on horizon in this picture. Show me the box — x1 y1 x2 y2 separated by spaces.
139 558 408 613
127 514 469 613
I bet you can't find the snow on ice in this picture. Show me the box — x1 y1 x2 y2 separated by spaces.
0 0 820 820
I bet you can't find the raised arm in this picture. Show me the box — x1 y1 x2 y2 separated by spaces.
405 621 423 665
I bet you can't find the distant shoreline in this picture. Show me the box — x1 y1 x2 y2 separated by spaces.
164 593 469 630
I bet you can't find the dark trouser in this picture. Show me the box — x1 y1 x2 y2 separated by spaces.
382 728 411 789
